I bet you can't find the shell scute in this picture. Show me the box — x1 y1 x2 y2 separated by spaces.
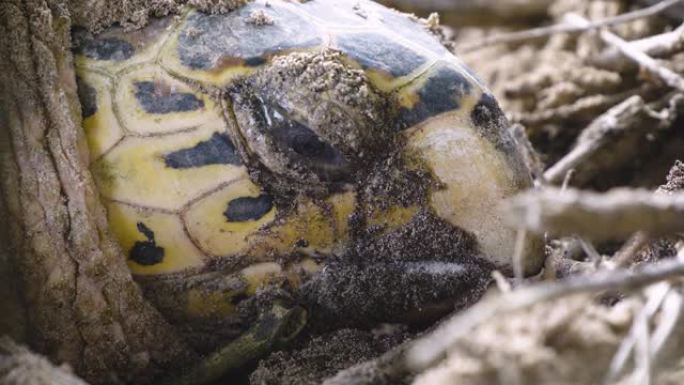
73 18 176 72
107 201 206 275
92 121 247 212
396 62 476 129
73 29 134 62
134 80 205 114
183 179 277 259
164 132 242 169
76 71 124 159
162 2 324 85
115 66 218 135
335 32 428 78
76 76 98 118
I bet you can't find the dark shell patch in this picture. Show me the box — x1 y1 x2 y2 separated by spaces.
76 77 98 118
224 194 273 222
471 93 517 155
164 132 241 169
398 64 472 128
73 28 134 61
245 56 267 67
471 93 506 130
129 222 165 265
336 32 427 77
134 81 205 114
176 4 322 71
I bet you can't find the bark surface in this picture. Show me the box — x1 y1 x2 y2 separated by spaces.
0 1 222 383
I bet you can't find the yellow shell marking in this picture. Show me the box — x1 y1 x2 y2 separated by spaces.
186 288 237 319
92 120 247 211
115 66 219 135
245 192 356 259
107 201 205 274
183 178 277 259
367 205 419 234
159 28 258 87
79 71 124 159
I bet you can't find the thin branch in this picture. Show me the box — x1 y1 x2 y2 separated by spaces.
604 282 670 384
611 164 684 268
579 237 602 268
460 0 684 52
595 23 684 71
649 290 683 357
543 95 645 183
634 305 653 385
407 257 684 372
613 232 650 267
627 23 684 57
492 270 513 293
543 93 684 185
512 90 639 128
506 188 684 241
565 13 684 92
513 229 528 284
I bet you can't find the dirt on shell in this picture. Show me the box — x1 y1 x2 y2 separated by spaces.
69 0 250 33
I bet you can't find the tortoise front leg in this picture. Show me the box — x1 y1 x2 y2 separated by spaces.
169 302 307 385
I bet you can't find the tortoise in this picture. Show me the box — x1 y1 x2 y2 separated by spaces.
73 0 543 379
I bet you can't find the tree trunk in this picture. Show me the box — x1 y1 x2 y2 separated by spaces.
0 1 198 383
0 337 90 385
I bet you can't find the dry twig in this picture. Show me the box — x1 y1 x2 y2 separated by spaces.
543 93 684 185
460 0 684 52
506 188 684 241
542 95 646 183
511 90 639 127
594 24 684 71
604 282 670 384
564 13 684 92
407 256 684 372
611 165 684 268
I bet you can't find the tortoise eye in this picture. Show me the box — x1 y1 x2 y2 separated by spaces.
259 101 348 168
229 85 355 187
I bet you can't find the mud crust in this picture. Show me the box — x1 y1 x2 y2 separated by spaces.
228 49 395 196
249 328 412 385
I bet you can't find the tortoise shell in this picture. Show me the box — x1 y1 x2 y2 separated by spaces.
74 0 541 352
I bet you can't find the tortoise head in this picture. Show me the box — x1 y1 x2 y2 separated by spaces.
227 50 392 192
223 48 542 275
